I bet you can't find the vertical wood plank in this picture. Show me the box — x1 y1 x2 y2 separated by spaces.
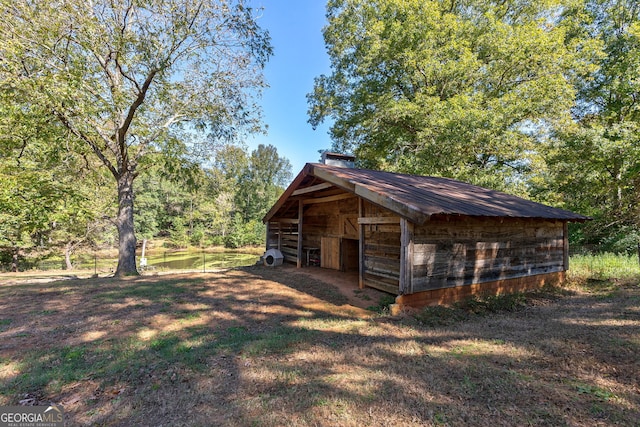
563 221 569 271
358 197 364 289
400 218 414 294
321 237 341 269
297 200 303 268
265 222 270 251
277 222 282 250
408 221 414 294
400 219 406 294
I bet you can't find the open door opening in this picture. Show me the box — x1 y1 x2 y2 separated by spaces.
342 238 359 272
320 237 360 273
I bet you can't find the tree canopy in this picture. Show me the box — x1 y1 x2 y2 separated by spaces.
545 0 640 252
0 0 272 275
308 0 598 191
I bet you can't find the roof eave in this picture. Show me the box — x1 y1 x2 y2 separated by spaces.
311 164 431 225
265 163 592 225
353 184 431 225
262 163 314 223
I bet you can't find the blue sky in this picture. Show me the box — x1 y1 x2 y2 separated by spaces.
247 1 334 175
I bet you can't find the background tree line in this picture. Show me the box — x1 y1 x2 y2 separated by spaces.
135 143 291 251
0 135 291 271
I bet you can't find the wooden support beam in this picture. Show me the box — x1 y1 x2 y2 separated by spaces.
354 184 430 225
277 218 300 224
400 218 414 295
263 163 313 223
265 222 270 252
311 166 357 192
277 223 282 250
358 197 364 289
297 200 303 268
291 182 333 196
357 217 401 225
563 221 569 271
302 192 356 205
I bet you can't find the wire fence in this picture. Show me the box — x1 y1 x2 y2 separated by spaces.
3 250 260 274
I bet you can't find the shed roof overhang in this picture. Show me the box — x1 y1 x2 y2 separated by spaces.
263 163 591 225
262 163 429 225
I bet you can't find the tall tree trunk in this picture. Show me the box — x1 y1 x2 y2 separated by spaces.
64 242 73 270
11 247 18 272
115 171 138 276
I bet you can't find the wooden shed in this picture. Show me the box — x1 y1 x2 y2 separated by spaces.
263 162 589 308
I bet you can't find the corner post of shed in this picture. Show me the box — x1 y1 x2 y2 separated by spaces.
400 218 414 295
297 199 303 268
358 197 364 289
563 221 569 271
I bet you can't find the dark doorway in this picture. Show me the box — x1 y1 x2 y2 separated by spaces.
342 238 359 272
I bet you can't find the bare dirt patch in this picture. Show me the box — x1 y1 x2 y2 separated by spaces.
0 266 638 426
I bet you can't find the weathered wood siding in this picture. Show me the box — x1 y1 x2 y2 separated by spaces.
361 201 402 294
268 193 358 267
302 195 358 249
410 217 565 293
266 220 299 264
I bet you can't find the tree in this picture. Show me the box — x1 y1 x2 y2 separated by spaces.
0 165 63 271
0 91 88 271
0 0 271 275
235 144 292 223
208 144 250 241
308 0 594 192
51 200 111 271
546 0 640 252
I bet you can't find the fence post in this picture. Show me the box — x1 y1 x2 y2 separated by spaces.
202 249 206 273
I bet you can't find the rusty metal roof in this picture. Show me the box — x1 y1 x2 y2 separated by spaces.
264 163 590 224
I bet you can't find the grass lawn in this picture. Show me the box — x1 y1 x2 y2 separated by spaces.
0 265 639 426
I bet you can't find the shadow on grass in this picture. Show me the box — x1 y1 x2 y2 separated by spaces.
0 269 638 425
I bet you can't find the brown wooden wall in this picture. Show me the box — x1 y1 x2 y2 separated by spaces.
360 201 402 294
302 196 358 249
268 192 567 300
409 217 565 293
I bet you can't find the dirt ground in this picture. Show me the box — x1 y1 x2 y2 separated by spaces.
1 265 639 426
